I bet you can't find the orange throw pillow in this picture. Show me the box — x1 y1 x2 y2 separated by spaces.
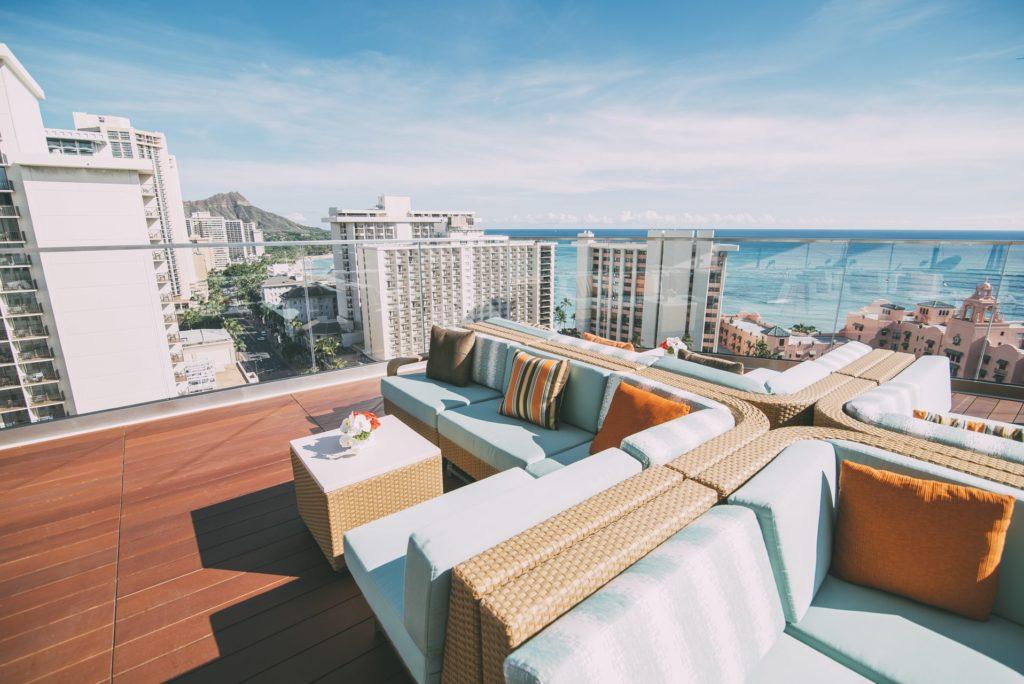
582 331 635 352
590 382 691 454
832 460 1015 620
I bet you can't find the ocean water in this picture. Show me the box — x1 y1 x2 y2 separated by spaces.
303 230 1024 333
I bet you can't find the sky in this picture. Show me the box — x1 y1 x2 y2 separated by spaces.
3 0 1023 230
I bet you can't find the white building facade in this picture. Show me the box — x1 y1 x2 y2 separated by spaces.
186 210 264 268
0 44 188 429
575 229 736 351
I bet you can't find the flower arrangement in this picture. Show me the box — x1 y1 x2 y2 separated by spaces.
340 410 381 450
660 336 687 356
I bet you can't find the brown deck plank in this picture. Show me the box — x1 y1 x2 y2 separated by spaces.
949 392 976 414
988 399 1022 423
0 376 440 682
963 396 999 420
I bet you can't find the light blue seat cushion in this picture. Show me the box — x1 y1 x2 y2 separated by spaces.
788 575 1024 683
505 506 786 684
404 448 641 672
652 354 770 394
485 317 558 340
502 345 612 434
381 373 501 429
872 412 1024 463
750 632 868 683
727 439 838 623
763 360 832 395
437 398 595 472
343 467 532 683
525 442 594 477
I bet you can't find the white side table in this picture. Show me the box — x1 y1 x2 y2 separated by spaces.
290 414 442 570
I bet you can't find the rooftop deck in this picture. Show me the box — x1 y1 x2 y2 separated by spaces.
0 379 1020 683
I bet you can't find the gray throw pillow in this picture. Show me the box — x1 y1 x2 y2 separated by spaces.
426 326 476 386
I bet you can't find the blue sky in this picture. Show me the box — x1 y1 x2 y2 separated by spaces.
3 0 1023 229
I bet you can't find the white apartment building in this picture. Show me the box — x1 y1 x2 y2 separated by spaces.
325 195 480 339
186 210 264 268
0 44 188 429
357 237 554 360
575 229 737 351
71 112 199 305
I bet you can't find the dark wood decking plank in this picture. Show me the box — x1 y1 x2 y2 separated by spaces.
963 396 999 420
989 399 1023 423
950 393 976 414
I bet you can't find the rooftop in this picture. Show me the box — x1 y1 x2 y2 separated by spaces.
0 374 1018 681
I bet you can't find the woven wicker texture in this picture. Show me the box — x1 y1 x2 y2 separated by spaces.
290 451 443 570
833 348 892 378
476 479 717 683
441 467 684 684
464 321 549 345
439 435 501 481
530 340 645 372
814 379 1024 489
853 351 916 383
382 398 440 445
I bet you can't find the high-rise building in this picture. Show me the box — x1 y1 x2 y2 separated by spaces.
71 112 199 305
0 44 187 429
356 237 555 360
575 229 736 350
186 210 264 267
325 195 480 342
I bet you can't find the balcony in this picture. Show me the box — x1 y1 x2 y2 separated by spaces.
0 229 25 243
0 278 37 293
0 205 20 218
10 325 47 339
4 302 44 315
0 179 13 192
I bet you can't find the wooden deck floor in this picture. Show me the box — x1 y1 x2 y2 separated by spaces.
0 381 1020 683
0 378 416 683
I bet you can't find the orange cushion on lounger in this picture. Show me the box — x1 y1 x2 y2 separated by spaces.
832 460 1015 620
582 331 635 352
590 382 691 454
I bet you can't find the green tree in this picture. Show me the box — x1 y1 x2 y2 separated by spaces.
753 338 774 358
313 336 342 369
790 323 818 334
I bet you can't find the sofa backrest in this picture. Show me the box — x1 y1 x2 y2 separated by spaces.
891 355 953 413
729 437 1024 627
501 345 612 433
484 317 558 340
869 412 1024 463
403 448 641 669
550 332 661 367
763 359 833 395
816 340 872 371
470 333 517 391
652 354 771 394
503 506 785 684
596 372 731 429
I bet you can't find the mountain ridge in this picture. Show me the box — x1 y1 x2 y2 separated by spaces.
183 192 327 241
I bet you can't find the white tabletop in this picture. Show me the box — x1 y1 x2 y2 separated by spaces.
289 414 441 494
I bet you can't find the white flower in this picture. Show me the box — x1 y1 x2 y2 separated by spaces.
342 412 372 436
665 336 687 353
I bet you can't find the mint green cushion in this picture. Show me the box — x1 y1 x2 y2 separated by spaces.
505 506 784 684
751 633 868 683
728 439 838 624
525 442 596 477
485 317 558 340
789 575 1024 683
381 373 501 429
501 346 612 433
343 467 532 682
653 355 770 394
437 398 594 472
829 438 1024 626
404 448 641 669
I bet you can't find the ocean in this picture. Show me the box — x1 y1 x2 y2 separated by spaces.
304 229 1024 333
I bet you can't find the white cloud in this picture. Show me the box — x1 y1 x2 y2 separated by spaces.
285 212 307 223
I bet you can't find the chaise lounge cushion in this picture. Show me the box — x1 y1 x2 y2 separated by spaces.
438 398 595 472
763 360 833 395
404 448 641 670
815 341 872 371
381 373 501 430
485 317 558 340
652 354 771 394
343 467 533 683
788 575 1024 683
871 412 1024 464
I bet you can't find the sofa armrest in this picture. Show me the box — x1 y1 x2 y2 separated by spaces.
387 354 424 376
620 409 735 468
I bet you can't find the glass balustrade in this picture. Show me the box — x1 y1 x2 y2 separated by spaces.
0 234 1020 433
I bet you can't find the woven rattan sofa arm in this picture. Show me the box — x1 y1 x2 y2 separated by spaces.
386 355 424 376
476 480 718 684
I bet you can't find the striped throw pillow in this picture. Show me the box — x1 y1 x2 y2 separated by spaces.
913 410 1024 442
500 351 570 429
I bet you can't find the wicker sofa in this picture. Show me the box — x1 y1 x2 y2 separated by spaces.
816 356 1024 488
468 318 913 428
383 330 750 480
503 432 1024 683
